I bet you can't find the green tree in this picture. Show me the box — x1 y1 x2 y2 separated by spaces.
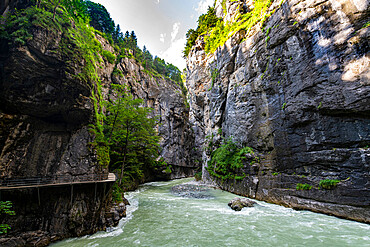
154 56 167 75
0 201 15 234
61 0 89 22
86 1 115 35
143 46 153 70
104 84 159 186
36 0 43 8
166 63 181 82
113 24 123 43
183 6 220 57
129 31 138 56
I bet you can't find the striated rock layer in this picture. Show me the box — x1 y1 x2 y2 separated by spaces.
186 0 369 223
108 55 198 179
0 183 122 246
0 10 116 247
0 2 197 246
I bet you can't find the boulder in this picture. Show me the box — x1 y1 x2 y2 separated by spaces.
228 197 256 211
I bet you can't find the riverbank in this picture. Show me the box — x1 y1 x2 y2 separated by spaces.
51 178 370 247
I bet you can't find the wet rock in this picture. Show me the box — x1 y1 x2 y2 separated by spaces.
186 0 370 223
0 1 199 245
228 197 256 211
107 199 129 224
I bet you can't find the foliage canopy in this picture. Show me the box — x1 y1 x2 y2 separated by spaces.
184 0 280 56
104 84 160 189
206 137 255 181
1 0 180 195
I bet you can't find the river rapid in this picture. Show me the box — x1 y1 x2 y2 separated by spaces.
52 178 370 247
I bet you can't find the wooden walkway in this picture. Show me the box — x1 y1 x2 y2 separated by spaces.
0 173 116 190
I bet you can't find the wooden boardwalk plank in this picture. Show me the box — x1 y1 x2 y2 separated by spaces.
0 173 116 190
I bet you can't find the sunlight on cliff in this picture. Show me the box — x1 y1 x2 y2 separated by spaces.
341 56 370 84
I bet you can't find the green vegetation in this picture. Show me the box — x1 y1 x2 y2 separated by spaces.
1 0 182 85
1 0 183 198
104 84 159 188
184 6 220 57
0 201 15 234
112 67 124 78
111 183 125 203
296 183 312 190
184 0 281 56
265 26 272 44
354 21 370 34
0 1 112 169
86 1 183 84
194 171 202 181
206 137 257 181
362 21 370 29
209 67 220 90
102 50 116 64
319 179 340 190
282 102 287 110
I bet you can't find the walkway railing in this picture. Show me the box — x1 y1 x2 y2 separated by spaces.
0 173 111 188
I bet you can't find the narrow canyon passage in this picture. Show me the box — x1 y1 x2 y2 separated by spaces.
52 178 369 247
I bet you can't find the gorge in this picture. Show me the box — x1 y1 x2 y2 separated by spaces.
0 0 369 246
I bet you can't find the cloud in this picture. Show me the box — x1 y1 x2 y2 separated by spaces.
171 22 180 42
160 36 186 70
160 33 166 43
195 0 214 14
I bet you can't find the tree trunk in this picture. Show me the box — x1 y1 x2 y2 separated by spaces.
119 147 127 186
119 122 130 186
108 108 120 144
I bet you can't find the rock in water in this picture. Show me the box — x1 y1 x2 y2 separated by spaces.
228 197 256 211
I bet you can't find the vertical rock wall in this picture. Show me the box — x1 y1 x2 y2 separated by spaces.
0 10 117 245
0 183 118 246
0 3 197 246
186 0 369 223
103 56 198 179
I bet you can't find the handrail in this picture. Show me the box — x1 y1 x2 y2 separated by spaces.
0 173 109 188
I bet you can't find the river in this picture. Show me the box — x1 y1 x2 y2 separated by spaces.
51 178 370 247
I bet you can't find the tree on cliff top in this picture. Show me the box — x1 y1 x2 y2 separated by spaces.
183 6 220 57
104 84 159 186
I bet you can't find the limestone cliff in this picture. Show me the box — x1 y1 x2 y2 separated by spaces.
0 1 196 245
98 38 197 178
186 0 369 223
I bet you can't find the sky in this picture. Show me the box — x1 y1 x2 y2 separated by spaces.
91 0 214 70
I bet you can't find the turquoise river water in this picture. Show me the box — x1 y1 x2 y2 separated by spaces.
52 178 370 247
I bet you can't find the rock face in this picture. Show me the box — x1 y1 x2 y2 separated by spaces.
186 0 370 223
228 197 256 211
0 8 117 246
109 57 198 179
0 183 123 246
0 2 196 246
